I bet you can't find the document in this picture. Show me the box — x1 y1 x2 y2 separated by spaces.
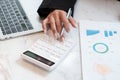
79 20 120 80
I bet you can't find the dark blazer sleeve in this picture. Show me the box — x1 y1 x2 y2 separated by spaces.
37 0 77 18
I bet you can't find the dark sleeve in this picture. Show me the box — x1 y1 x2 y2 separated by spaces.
37 0 77 18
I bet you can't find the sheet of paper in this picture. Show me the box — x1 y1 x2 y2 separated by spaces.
79 20 120 80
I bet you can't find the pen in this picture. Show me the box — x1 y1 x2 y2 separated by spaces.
60 8 72 36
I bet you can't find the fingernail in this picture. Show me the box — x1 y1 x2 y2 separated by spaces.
61 37 65 41
75 23 78 28
67 28 70 33
55 33 60 39
44 29 47 34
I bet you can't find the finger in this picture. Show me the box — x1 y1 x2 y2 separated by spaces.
60 12 70 32
42 18 49 33
69 16 77 28
48 16 58 37
54 13 62 34
59 34 65 42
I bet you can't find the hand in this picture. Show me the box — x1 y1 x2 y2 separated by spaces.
42 9 77 40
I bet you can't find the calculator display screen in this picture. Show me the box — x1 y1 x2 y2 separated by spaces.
23 51 55 66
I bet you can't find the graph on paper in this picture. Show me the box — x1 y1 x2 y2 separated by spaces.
79 21 120 80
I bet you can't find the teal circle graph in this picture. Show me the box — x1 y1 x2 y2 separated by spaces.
93 43 109 54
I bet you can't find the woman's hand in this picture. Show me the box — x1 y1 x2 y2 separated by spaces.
42 9 77 40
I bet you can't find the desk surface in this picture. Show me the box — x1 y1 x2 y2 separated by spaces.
0 0 120 80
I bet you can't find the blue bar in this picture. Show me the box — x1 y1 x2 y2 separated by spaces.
109 31 113 36
104 31 108 37
86 30 100 36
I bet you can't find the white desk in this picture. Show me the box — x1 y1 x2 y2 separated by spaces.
74 0 120 22
0 0 120 80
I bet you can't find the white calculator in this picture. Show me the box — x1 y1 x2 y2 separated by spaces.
21 30 76 71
